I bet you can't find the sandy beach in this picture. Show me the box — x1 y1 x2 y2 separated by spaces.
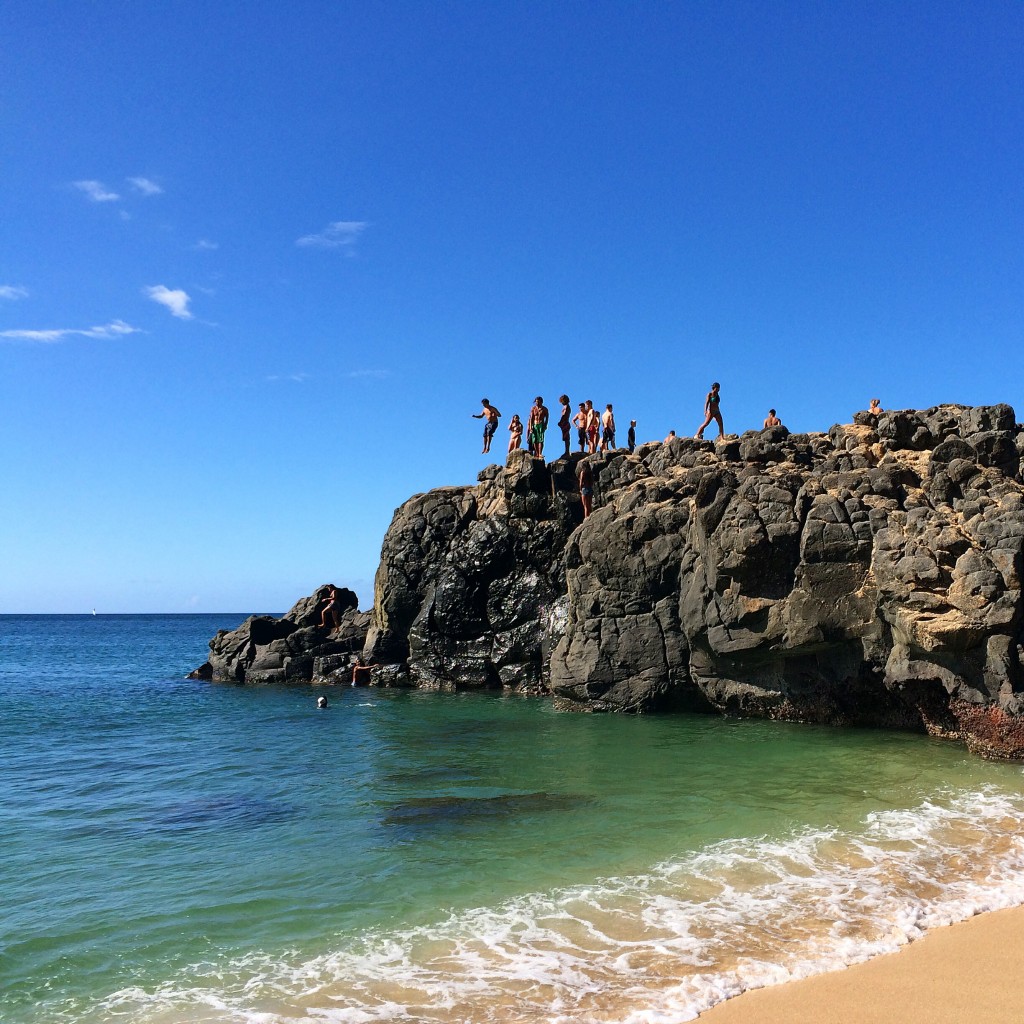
698 904 1024 1023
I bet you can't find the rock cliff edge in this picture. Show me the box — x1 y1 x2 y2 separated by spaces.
193 404 1024 760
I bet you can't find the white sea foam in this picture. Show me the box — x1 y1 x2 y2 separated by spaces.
93 787 1024 1024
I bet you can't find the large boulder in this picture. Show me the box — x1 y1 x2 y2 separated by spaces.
189 584 368 685
192 404 1024 760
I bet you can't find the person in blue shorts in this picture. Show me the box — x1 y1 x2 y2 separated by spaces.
472 398 501 454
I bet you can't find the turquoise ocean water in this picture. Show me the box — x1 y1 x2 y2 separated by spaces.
4 613 1024 1023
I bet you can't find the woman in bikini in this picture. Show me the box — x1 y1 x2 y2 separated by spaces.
695 382 724 440
508 414 523 452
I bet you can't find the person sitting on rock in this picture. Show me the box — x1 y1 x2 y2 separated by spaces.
763 408 782 428
695 382 724 440
664 430 677 443
577 459 595 518
869 398 883 414
318 585 340 629
472 398 501 454
508 414 523 452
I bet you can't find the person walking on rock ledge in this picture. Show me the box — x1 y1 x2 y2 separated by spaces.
695 382 724 440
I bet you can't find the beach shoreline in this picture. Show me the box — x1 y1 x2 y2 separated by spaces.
697 903 1024 1023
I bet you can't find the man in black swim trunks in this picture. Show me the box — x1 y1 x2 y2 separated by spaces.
573 402 588 452
472 398 501 454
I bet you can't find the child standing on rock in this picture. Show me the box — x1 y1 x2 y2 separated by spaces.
508 414 523 452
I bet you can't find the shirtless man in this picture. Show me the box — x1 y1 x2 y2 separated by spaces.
763 408 782 428
601 404 616 452
585 400 600 454
527 396 549 458
573 402 588 452
472 398 501 454
557 395 571 458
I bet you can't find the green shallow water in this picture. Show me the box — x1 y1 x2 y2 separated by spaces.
3 614 1024 1023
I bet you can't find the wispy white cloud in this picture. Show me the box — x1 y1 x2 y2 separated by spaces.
296 220 368 251
73 179 121 202
266 373 310 383
345 369 390 380
0 319 141 343
127 176 163 196
0 285 29 301
193 239 219 251
144 285 193 320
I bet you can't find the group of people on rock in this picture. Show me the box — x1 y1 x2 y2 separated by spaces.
474 383 884 477
474 396 639 459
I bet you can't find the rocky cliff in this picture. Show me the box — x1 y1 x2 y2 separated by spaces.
195 404 1024 759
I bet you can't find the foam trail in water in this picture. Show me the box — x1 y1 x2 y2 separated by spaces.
93 787 1024 1024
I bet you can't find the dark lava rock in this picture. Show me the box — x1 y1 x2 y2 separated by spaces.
192 584 369 685
194 405 1024 760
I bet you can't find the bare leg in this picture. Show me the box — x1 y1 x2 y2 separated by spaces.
694 412 713 439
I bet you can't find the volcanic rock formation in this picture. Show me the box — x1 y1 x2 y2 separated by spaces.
195 405 1024 759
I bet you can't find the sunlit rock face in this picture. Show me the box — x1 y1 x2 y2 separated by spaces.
365 405 1024 759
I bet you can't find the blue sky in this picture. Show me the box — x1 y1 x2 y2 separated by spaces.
2 1 1022 613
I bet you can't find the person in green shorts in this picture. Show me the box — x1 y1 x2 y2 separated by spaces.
527 396 549 458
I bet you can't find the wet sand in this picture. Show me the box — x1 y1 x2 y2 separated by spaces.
698 905 1024 1023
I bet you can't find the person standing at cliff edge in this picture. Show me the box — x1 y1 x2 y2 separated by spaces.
601 404 616 452
527 396 549 459
573 402 588 452
557 395 572 458
627 419 636 453
472 398 501 454
695 382 724 440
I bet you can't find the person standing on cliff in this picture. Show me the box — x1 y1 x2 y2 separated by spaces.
627 419 636 453
694 382 724 440
573 402 588 452
585 400 600 453
601 404 616 452
317 585 341 630
472 398 501 454
527 396 549 459
508 414 523 452
557 395 572 458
